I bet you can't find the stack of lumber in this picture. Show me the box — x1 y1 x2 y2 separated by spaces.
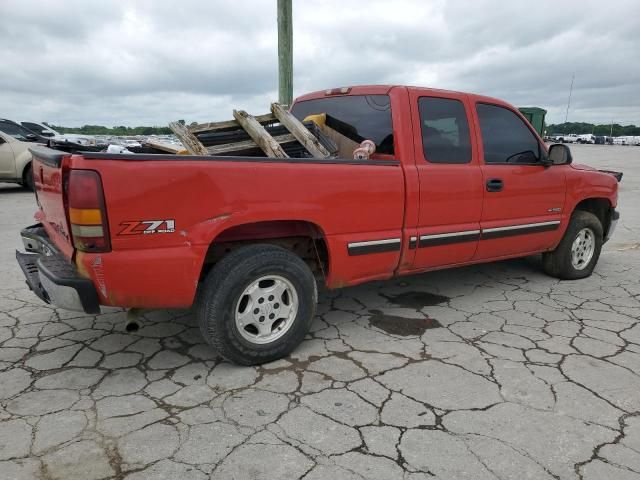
166 103 337 159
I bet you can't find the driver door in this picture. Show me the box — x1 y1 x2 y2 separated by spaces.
472 102 566 260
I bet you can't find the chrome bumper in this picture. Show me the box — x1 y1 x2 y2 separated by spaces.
16 224 100 314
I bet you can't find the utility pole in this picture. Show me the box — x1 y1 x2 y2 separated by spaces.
277 0 293 106
564 74 574 130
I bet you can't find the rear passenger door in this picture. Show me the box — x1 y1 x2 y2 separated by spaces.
472 103 566 260
409 91 483 270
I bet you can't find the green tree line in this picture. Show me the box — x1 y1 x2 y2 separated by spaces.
547 122 640 136
45 121 640 137
47 124 174 136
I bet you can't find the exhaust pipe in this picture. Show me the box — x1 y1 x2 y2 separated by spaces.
125 308 142 333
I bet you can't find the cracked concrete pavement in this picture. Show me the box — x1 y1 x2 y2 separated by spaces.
1 144 639 479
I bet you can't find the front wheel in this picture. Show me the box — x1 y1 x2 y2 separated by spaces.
196 244 317 365
542 211 603 279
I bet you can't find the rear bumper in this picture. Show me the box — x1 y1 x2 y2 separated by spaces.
604 209 620 243
16 224 100 314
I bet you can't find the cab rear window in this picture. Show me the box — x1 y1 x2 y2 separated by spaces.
291 94 394 154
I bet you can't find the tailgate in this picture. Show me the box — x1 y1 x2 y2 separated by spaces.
29 146 75 259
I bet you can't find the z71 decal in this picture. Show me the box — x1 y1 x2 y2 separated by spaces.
118 220 176 235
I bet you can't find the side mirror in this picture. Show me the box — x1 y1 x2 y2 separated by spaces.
548 143 572 165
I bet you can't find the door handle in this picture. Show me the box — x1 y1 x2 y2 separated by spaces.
486 178 503 192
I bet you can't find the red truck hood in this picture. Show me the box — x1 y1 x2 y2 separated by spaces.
571 163 623 182
571 163 597 171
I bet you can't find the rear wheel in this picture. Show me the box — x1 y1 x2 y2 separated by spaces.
196 244 317 365
542 211 603 279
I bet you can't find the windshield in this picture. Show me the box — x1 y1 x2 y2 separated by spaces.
0 120 38 142
291 94 394 154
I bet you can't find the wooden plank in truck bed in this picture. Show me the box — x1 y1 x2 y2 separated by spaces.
206 133 296 155
270 103 331 158
143 139 187 154
232 110 289 158
168 121 209 155
189 113 276 134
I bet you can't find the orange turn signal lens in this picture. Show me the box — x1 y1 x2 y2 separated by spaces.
69 208 102 225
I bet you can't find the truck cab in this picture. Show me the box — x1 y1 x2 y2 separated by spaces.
292 86 617 274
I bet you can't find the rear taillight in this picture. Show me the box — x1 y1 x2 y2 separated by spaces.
67 170 111 252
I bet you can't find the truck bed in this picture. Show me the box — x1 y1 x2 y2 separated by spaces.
30 146 405 308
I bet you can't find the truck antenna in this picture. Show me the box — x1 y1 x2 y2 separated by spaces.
564 74 574 130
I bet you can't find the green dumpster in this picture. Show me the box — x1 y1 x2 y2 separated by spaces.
518 107 547 137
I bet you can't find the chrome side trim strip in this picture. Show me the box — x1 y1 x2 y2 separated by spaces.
415 220 561 248
348 238 401 248
420 230 481 240
481 220 561 240
419 229 481 247
482 220 560 234
347 238 402 256
348 220 561 256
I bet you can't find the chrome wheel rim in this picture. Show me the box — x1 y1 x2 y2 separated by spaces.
571 228 595 270
234 275 298 345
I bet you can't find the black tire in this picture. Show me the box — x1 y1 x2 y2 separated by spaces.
196 244 317 365
542 210 603 280
23 164 34 191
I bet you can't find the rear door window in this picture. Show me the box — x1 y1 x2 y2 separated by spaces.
291 94 394 154
476 103 541 164
419 97 471 164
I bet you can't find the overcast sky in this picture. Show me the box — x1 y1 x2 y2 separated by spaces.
1 0 639 127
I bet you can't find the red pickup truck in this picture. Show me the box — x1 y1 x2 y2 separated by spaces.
17 85 619 364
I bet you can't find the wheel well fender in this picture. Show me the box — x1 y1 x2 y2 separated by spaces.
201 220 330 281
572 197 612 236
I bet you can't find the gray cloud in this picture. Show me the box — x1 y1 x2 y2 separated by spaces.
1 0 638 126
